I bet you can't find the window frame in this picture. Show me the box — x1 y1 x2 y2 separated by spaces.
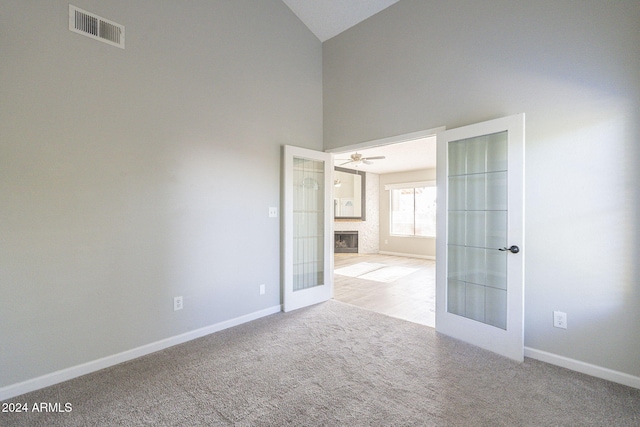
386 180 436 238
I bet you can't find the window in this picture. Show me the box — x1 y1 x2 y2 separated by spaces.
387 181 436 237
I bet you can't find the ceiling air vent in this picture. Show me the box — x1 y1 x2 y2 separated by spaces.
69 5 125 49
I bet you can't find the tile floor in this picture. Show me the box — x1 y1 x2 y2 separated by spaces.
333 253 435 327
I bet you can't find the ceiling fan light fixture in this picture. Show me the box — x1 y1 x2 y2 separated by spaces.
336 152 385 168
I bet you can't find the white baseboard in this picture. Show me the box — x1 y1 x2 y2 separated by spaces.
525 347 640 389
0 305 281 401
378 251 435 260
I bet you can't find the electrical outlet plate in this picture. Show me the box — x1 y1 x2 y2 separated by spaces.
553 311 567 329
260 284 266 295
174 296 183 311
269 207 277 218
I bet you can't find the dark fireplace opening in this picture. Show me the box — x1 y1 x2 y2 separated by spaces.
335 231 358 253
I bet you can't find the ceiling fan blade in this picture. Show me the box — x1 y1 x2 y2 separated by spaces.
340 160 354 166
362 159 373 165
363 156 386 160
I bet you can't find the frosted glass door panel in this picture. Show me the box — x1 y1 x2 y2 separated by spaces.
486 211 507 249
486 172 508 210
446 131 508 330
293 157 325 291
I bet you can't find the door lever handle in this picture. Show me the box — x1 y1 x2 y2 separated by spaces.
499 245 520 254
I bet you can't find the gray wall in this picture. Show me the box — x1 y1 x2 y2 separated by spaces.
379 169 436 258
0 0 322 388
324 0 640 376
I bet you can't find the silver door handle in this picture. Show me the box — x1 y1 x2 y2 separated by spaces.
499 245 520 254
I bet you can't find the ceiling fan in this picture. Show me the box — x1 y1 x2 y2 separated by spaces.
337 152 386 167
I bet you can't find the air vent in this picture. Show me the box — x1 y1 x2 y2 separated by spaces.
69 5 125 49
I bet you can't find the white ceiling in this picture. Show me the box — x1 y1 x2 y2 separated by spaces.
333 136 437 175
282 0 400 42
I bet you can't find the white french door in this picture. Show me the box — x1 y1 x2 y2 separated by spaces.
436 114 525 362
283 145 334 312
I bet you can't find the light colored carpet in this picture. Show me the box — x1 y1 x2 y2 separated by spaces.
2 300 638 426
335 262 419 283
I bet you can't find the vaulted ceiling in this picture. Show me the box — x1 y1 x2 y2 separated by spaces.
281 0 400 42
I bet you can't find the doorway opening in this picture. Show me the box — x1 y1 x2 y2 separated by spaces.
327 129 441 327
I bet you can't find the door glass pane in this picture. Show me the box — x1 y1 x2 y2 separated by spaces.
447 244 465 281
486 250 507 289
447 176 466 211
486 172 507 210
466 211 486 248
447 280 466 316
448 211 466 246
447 131 508 329
465 283 486 323
466 135 487 174
293 157 324 291
486 211 507 249
486 132 508 172
466 174 486 210
448 140 467 176
485 287 507 329
465 247 486 285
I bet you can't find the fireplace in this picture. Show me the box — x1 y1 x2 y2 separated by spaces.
334 231 358 253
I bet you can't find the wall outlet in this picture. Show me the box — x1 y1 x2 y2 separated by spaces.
553 311 567 329
269 207 278 218
174 296 183 311
260 284 266 295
